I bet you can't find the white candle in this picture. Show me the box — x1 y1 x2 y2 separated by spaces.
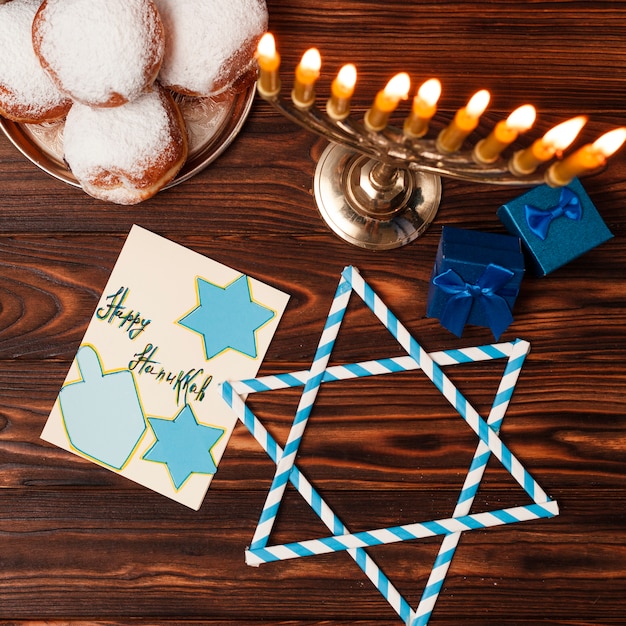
436 89 490 153
403 78 442 138
256 33 281 97
327 63 357 121
364 72 411 132
473 104 536 164
292 48 322 109
509 116 587 176
546 127 626 186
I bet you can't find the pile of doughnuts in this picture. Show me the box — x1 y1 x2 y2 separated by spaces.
0 0 268 204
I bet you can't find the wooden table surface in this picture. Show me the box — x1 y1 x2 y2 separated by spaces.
1 1 626 624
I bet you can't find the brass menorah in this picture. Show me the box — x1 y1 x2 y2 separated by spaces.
255 34 624 250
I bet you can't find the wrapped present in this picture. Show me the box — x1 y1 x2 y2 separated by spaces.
427 226 525 339
497 178 613 276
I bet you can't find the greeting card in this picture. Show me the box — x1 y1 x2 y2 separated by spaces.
42 225 290 509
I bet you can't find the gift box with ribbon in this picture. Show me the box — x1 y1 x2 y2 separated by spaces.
497 178 613 276
426 226 525 339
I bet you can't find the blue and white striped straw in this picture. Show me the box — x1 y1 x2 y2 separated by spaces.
231 342 515 395
221 335 553 623
220 379 413 623
244 500 559 564
221 267 558 625
249 275 352 552
343 266 551 507
410 338 531 626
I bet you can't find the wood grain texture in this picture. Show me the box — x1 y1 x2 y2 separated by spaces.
1 1 626 624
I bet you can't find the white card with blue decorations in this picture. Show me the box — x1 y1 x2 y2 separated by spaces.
42 225 290 509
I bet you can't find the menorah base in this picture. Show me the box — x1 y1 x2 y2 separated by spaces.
313 143 442 250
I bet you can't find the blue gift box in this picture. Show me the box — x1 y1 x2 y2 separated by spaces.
497 178 613 276
426 226 525 339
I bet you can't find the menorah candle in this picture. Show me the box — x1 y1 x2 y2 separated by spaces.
545 127 626 187
403 78 442 138
508 115 587 176
436 89 490 153
326 64 357 121
256 33 281 97
473 104 536 164
364 72 411 132
292 47 321 109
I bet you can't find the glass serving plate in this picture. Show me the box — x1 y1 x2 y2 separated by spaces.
0 82 256 190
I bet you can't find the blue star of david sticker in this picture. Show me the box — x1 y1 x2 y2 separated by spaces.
142 404 225 489
178 275 275 360
220 266 559 626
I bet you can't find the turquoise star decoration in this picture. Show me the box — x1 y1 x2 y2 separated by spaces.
142 404 225 489
178 275 276 361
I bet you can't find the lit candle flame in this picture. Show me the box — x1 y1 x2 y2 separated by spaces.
506 104 536 132
299 48 322 75
257 32 276 60
417 78 442 108
335 63 357 95
593 127 626 156
466 89 491 119
542 115 587 151
383 72 411 103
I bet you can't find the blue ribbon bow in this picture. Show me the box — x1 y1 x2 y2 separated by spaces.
524 186 582 240
433 263 516 339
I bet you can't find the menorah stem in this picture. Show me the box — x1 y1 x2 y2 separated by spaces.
314 143 442 250
345 157 412 220
369 161 400 190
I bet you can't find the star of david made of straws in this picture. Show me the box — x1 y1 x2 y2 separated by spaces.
221 266 559 626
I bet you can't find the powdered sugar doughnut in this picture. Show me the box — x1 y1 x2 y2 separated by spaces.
0 0 71 123
154 0 268 97
32 0 165 107
63 84 188 204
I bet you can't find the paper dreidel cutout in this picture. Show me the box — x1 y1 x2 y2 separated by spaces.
43 225 289 509
59 344 146 469
221 266 558 626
